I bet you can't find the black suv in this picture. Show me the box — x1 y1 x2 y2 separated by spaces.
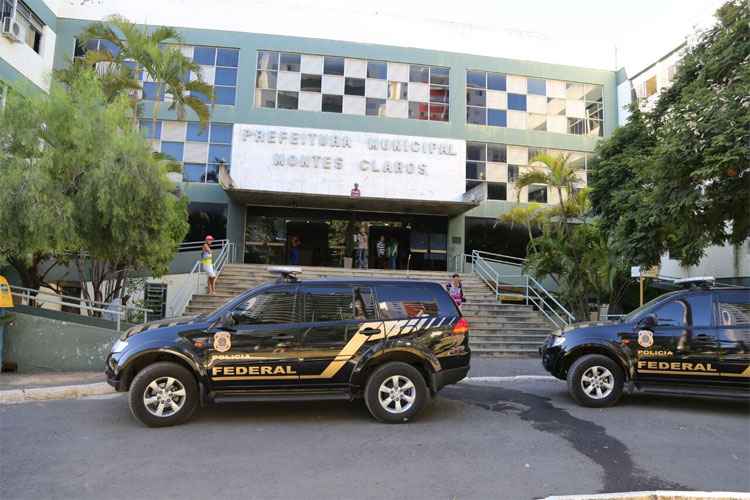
106 276 470 427
541 287 749 407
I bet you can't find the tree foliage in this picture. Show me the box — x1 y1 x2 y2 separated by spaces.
590 0 750 267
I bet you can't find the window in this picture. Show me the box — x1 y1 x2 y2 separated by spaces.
366 98 386 116
655 301 687 327
140 119 162 140
686 294 713 328
279 52 300 71
161 142 184 162
716 291 750 326
388 81 407 100
367 61 387 79
14 1 44 54
301 74 322 92
234 290 297 324
409 65 429 83
487 182 507 201
345 77 365 96
376 285 439 320
527 184 547 203
185 202 227 242
277 91 298 109
322 94 343 113
193 45 239 106
303 286 354 322
323 56 345 75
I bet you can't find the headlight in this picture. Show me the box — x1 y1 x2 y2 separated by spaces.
111 339 128 353
551 336 566 347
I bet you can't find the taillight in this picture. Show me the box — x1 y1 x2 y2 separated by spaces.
452 317 469 335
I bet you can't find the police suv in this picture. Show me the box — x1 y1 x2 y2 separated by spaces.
106 269 471 427
541 284 750 407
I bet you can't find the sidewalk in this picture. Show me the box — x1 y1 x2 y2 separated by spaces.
0 371 113 404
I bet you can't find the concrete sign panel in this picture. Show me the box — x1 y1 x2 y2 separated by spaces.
232 124 466 201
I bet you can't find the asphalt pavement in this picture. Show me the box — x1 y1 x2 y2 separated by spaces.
1 372 747 500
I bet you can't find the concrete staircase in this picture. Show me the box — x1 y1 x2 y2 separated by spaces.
185 264 552 356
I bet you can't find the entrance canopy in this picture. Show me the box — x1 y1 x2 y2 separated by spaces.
223 186 478 217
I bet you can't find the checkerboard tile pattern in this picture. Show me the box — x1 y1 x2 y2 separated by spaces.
466 142 590 203
255 51 450 122
140 120 234 184
466 70 604 137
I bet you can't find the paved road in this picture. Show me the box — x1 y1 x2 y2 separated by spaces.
1 378 748 500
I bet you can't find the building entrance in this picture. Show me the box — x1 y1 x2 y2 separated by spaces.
244 207 448 271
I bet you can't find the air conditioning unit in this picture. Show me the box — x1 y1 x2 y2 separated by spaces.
1 17 25 43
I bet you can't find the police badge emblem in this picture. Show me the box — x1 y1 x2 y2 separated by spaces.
637 329 654 348
213 331 232 353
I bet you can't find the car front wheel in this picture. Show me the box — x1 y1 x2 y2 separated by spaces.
364 362 430 423
128 362 199 427
567 354 624 408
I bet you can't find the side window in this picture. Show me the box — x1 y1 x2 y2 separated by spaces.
234 289 297 324
353 287 378 320
376 285 439 320
303 286 354 323
654 300 687 327
716 291 750 326
686 293 714 327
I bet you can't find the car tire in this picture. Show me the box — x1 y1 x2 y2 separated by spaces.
364 362 430 423
128 362 199 428
567 354 624 408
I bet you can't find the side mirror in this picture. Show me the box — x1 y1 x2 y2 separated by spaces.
640 314 656 328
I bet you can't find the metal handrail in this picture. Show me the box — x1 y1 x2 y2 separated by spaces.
527 275 575 323
169 240 235 317
472 250 527 264
10 287 149 332
177 239 228 252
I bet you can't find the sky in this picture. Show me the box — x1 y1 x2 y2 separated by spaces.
52 0 727 72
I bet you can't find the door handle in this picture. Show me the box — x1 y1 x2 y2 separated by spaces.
272 334 296 341
361 328 381 336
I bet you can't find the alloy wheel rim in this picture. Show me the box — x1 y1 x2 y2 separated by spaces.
143 376 187 418
580 366 615 400
378 375 416 414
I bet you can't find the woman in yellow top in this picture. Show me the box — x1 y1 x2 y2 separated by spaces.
201 235 216 295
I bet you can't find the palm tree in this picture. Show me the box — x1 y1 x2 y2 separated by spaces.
78 15 213 133
499 203 546 253
515 152 579 228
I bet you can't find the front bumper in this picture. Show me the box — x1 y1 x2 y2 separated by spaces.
104 353 128 392
540 336 565 379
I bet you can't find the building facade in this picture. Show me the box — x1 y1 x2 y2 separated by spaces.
2 0 618 272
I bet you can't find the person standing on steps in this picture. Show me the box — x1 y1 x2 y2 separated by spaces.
289 235 302 265
201 235 217 295
376 235 386 269
446 273 465 309
356 227 369 269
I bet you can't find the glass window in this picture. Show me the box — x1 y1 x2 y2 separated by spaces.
466 162 485 180
215 67 237 86
686 294 714 328
303 287 354 322
487 144 507 163
467 107 486 125
205 164 220 183
216 48 239 67
527 184 547 203
140 119 162 140
487 182 507 200
234 290 298 324
277 91 299 109
388 81 407 100
183 163 206 183
99 39 120 57
322 94 343 113
210 123 233 144
466 70 486 89
142 82 163 101
429 104 448 122
208 144 232 164
185 202 227 241
655 301 687 327
376 285 439 320
186 122 209 142
214 86 236 106
487 109 507 127
301 74 322 93
508 165 520 182
257 50 278 70
487 72 506 91
366 98 386 116
161 142 184 162
527 78 546 96
568 117 586 135
345 77 365 96
529 113 546 131
716 291 750 326
256 70 277 89
566 82 585 100
409 65 429 83
256 89 276 108
367 61 387 79
466 143 486 161
279 52 301 72
547 98 565 115
194 46 216 65
466 89 486 107
353 288 377 320
323 56 345 75
409 102 429 120
585 84 603 102
507 93 526 111
191 89 210 104
430 67 449 85
430 86 449 103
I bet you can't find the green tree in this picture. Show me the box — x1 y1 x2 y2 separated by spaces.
590 0 750 267
515 152 579 228
78 15 214 131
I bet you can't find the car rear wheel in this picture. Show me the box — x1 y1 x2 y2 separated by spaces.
567 354 624 408
128 362 199 427
364 362 430 423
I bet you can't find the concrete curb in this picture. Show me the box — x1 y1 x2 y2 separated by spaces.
541 491 750 500
462 375 558 383
0 382 115 404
